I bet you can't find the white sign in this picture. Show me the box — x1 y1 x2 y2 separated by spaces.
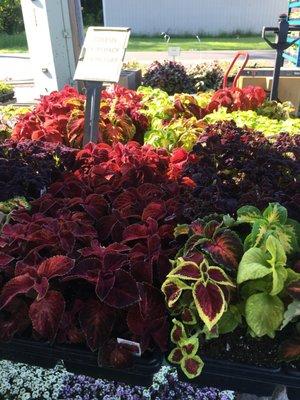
168 47 181 58
74 27 131 83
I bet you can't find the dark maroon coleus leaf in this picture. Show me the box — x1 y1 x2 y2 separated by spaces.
0 299 30 342
142 201 166 221
100 270 140 309
81 194 109 220
100 341 134 369
127 282 168 352
0 253 14 269
37 255 75 279
79 299 116 352
29 290 65 342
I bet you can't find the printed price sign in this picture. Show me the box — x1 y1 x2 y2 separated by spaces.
74 27 131 83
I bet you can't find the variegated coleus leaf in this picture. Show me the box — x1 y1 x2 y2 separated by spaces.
180 355 204 379
170 319 187 344
167 258 201 281
181 307 197 325
192 280 226 331
161 277 190 308
168 336 199 364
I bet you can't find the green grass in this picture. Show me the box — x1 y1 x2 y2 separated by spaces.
127 35 269 51
0 32 269 53
0 32 28 53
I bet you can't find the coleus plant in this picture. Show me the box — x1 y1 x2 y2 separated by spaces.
0 139 77 202
182 121 300 221
236 203 300 338
12 85 148 148
162 215 241 378
0 197 30 232
0 141 192 367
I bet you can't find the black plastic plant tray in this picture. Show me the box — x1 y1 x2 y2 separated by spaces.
0 92 14 103
179 357 300 399
0 338 162 386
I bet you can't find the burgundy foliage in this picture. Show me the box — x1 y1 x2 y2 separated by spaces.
0 141 191 362
183 121 300 221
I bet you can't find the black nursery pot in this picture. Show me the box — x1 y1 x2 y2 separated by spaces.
0 338 162 386
178 357 300 400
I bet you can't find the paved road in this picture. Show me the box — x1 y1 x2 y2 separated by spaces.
0 50 276 81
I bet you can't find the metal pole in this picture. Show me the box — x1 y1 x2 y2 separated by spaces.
270 15 289 101
83 82 103 145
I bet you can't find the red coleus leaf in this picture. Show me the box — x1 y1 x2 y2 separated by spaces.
79 299 115 351
101 270 140 309
122 218 158 242
63 257 100 285
201 230 243 270
37 255 75 279
0 273 35 310
287 281 300 301
142 201 166 221
193 280 226 330
82 194 109 220
100 341 134 369
29 290 65 342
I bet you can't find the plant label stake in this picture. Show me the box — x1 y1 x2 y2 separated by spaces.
262 14 300 101
74 27 131 145
168 47 181 62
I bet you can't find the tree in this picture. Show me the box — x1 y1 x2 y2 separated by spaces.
81 0 103 26
0 0 24 34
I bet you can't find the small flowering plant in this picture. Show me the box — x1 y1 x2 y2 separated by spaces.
162 215 242 378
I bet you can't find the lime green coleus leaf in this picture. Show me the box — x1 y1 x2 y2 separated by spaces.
180 355 204 379
238 236 287 296
218 305 242 335
174 224 190 238
263 203 287 225
245 292 284 338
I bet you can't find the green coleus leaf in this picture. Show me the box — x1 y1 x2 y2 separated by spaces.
218 305 242 335
171 319 187 344
181 307 197 325
168 347 184 364
192 280 226 331
180 355 204 379
285 269 300 288
237 247 272 284
266 236 287 296
161 277 190 308
245 293 284 338
237 205 262 224
168 258 201 281
281 300 300 328
238 236 287 296
181 336 199 356
202 324 219 340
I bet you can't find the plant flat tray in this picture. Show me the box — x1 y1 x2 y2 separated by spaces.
0 338 162 386
179 358 300 399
